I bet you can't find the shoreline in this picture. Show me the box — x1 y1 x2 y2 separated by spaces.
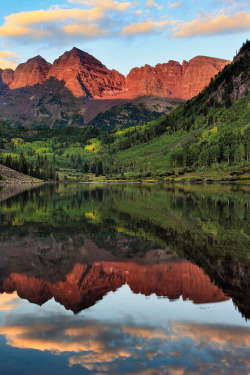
1 179 249 185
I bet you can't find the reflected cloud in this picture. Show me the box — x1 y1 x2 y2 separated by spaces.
0 292 21 311
0 313 249 374
173 322 250 348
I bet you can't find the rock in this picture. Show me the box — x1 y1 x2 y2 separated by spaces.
47 47 126 98
0 50 230 100
126 56 231 100
1 68 14 86
8 56 51 90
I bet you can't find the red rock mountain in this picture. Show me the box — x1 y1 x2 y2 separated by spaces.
1 261 228 313
47 47 125 98
3 56 52 90
0 47 230 100
126 56 231 99
1 68 14 86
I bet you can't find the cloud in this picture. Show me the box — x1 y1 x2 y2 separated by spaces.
122 20 168 35
173 10 250 37
0 51 20 69
168 1 183 8
68 0 131 12
0 9 101 39
0 1 131 45
63 23 109 37
0 0 248 51
146 0 163 10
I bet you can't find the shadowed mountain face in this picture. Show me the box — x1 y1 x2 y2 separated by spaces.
0 183 249 318
0 47 230 127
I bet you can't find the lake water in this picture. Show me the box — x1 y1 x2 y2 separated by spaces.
0 183 249 375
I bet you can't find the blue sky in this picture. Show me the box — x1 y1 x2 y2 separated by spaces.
0 0 249 75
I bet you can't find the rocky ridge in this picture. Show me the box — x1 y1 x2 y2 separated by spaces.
0 48 230 100
126 56 230 100
0 47 231 127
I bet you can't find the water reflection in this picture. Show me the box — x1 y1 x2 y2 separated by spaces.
1 260 228 313
0 183 249 374
0 289 249 375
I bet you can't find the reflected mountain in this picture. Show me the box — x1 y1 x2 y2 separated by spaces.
0 182 249 318
0 259 228 313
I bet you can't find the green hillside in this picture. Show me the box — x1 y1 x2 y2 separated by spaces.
0 40 249 182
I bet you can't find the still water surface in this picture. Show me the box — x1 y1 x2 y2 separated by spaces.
0 183 249 374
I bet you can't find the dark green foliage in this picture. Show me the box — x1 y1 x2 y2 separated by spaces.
88 102 165 131
0 152 57 180
0 123 100 145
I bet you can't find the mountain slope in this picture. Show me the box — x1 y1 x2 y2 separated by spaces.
92 40 249 180
0 164 40 183
87 97 180 130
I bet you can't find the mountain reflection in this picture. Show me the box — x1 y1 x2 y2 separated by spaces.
0 183 250 374
0 184 250 318
0 259 228 313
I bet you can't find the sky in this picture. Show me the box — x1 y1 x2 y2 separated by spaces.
0 0 249 75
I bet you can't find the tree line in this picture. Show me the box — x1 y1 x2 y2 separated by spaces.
0 152 58 180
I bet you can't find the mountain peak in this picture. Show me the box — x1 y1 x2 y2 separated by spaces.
126 55 230 100
56 47 104 68
27 55 48 63
47 48 125 98
189 55 231 65
7 55 51 90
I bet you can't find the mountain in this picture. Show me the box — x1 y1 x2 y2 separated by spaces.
2 56 52 90
0 47 230 128
86 40 249 181
0 41 249 182
126 56 230 100
47 47 125 98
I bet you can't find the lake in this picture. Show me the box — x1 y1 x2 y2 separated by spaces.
0 183 249 375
